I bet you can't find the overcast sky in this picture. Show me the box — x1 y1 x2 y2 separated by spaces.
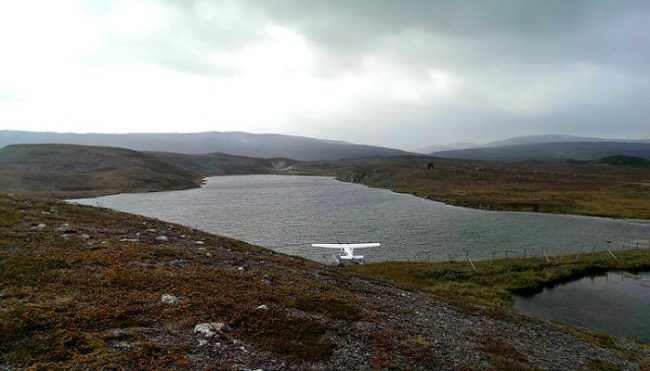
0 0 648 150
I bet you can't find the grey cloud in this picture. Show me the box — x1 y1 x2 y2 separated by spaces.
257 0 650 70
80 0 650 146
84 0 270 75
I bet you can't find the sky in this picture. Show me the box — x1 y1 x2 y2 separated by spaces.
0 0 648 150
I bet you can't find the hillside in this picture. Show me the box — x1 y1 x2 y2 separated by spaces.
1 194 647 370
591 155 650 168
0 144 202 198
149 151 297 176
431 141 650 161
293 155 650 219
0 130 413 161
485 134 608 147
486 135 650 147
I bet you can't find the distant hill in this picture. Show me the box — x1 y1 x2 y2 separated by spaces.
148 151 297 176
485 135 605 147
0 144 202 198
0 130 412 161
412 142 479 154
431 142 650 162
0 144 307 198
590 155 650 168
485 134 650 147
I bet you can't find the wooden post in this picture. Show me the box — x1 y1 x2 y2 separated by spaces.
467 252 476 271
543 248 550 263
607 250 618 260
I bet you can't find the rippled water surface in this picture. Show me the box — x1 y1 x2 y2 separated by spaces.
513 271 650 342
73 175 650 263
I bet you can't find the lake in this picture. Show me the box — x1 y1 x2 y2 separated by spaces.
513 271 650 343
72 175 650 263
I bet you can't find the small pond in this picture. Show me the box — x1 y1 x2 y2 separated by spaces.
513 271 650 343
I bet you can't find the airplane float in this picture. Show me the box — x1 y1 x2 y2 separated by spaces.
311 242 380 265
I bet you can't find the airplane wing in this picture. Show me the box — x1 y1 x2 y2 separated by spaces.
311 243 380 249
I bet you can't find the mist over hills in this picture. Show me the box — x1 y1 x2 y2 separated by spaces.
0 131 411 161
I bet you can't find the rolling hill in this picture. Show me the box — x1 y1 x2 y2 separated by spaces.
0 144 304 198
0 130 412 161
0 144 203 198
148 151 297 176
431 141 650 162
484 134 609 147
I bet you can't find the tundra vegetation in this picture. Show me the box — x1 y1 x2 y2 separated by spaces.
3 144 649 219
2 194 649 370
294 155 650 219
350 250 650 308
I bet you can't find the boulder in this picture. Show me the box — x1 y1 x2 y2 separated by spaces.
193 322 227 337
161 294 180 305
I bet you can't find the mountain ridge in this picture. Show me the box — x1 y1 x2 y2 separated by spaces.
0 130 412 161
431 141 650 161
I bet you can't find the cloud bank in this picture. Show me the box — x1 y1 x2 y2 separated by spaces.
0 0 648 149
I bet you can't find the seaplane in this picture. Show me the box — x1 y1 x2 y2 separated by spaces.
311 242 380 265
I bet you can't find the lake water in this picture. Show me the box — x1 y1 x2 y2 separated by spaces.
72 175 650 263
513 271 650 343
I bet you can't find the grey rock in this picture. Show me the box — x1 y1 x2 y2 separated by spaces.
161 294 180 305
193 322 227 337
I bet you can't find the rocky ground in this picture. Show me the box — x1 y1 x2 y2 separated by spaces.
1 193 648 370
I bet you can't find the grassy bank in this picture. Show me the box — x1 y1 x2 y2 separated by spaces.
349 249 650 308
293 156 650 219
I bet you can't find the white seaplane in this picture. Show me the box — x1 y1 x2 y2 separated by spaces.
311 242 380 265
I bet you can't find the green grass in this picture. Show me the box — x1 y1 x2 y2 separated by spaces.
349 250 650 307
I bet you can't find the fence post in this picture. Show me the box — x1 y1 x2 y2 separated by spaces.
608 250 618 260
467 251 476 272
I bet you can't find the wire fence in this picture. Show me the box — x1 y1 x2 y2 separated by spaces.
270 239 650 268
399 240 650 271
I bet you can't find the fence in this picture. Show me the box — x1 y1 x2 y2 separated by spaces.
399 240 650 272
269 239 650 268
